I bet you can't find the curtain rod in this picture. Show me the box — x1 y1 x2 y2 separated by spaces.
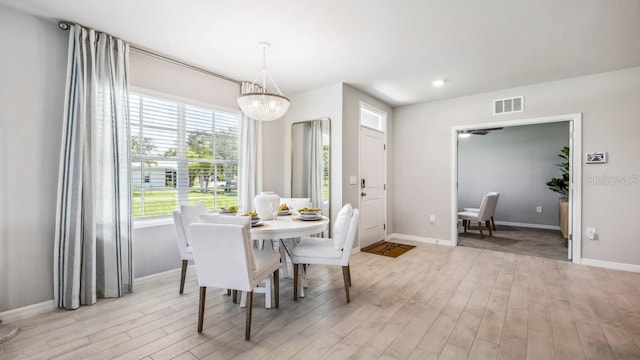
58 21 242 86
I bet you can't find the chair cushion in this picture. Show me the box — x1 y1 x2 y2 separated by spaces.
293 237 343 259
332 204 353 251
458 211 480 221
253 248 280 284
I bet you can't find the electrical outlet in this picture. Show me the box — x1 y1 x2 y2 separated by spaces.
429 215 436 223
536 206 543 213
586 227 597 240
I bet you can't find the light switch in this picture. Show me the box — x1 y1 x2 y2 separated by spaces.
586 227 597 240
349 176 358 185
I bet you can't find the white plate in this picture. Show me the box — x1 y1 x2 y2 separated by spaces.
251 220 265 227
278 210 292 216
298 215 322 221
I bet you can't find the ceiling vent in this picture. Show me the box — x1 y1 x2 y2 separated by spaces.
493 96 523 115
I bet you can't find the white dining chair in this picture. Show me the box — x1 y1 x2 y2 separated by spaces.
458 193 499 239
291 204 359 303
189 222 280 340
172 202 208 294
199 213 276 308
463 192 500 230
277 197 312 278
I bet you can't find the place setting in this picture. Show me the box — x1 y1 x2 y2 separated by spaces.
296 207 323 221
277 203 293 216
241 210 264 227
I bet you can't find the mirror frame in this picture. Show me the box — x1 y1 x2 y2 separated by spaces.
290 117 331 220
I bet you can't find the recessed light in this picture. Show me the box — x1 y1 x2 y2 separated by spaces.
432 79 445 87
458 133 471 138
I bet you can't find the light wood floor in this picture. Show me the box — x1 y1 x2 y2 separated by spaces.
3 241 640 360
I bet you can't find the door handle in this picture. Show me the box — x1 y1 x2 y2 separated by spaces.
361 192 367 197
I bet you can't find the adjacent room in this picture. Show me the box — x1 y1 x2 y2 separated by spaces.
456 121 571 261
1 1 640 359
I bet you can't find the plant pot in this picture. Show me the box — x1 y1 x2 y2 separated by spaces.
559 197 569 246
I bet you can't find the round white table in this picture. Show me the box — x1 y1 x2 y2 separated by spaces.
250 215 329 240
251 215 329 298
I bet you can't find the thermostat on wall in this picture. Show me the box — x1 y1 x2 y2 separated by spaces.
586 152 607 164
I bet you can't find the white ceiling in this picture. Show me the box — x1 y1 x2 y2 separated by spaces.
2 0 640 106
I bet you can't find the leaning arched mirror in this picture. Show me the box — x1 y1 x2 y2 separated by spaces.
291 118 330 216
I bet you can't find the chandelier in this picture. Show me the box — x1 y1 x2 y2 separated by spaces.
237 42 291 121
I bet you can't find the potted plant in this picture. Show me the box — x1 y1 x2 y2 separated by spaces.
546 146 569 242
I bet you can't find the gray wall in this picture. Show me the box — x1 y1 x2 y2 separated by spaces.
0 5 67 312
393 66 640 266
458 122 570 226
0 6 243 312
342 85 394 239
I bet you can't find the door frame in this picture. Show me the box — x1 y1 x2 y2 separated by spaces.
358 102 388 250
450 113 582 262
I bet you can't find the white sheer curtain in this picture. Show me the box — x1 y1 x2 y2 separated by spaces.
307 120 324 209
238 82 263 212
54 25 133 309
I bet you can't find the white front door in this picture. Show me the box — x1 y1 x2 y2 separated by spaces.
359 126 386 249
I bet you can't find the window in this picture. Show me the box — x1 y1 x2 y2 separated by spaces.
130 91 240 218
360 102 386 132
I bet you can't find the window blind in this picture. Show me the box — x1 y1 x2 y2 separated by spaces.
130 91 240 218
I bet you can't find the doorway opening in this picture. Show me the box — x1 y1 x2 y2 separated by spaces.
451 113 582 262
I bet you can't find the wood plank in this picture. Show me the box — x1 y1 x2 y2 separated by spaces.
1 242 639 360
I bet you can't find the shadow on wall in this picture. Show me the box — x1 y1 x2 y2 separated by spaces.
0 119 8 310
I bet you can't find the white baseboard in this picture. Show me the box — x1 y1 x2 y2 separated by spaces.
580 258 640 273
387 233 455 247
493 221 561 231
0 300 55 323
0 266 191 322
135 266 187 285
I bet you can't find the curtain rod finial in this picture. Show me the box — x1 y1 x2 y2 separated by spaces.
58 21 71 31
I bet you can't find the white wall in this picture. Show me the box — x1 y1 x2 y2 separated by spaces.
261 119 284 195
393 67 640 266
458 122 570 226
342 85 394 237
0 5 67 312
280 83 344 223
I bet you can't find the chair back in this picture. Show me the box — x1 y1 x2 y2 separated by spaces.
478 194 498 221
173 211 190 259
280 197 312 210
199 213 252 239
173 202 207 258
339 209 360 265
489 192 500 210
189 223 254 292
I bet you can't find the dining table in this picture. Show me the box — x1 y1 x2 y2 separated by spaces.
249 214 329 302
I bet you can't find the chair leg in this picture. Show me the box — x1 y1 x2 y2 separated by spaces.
227 289 231 296
197 287 206 332
245 291 253 341
463 220 468 232
179 260 188 294
491 216 496 231
347 264 352 287
478 221 484 239
273 269 280 308
342 266 351 303
293 264 299 301
487 220 493 237
232 290 238 303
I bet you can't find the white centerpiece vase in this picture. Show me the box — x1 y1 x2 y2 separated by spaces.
255 192 280 220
